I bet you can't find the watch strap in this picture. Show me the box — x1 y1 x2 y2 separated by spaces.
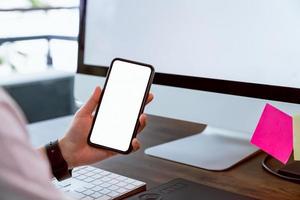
46 140 72 181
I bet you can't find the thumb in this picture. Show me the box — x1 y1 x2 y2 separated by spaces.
78 86 101 115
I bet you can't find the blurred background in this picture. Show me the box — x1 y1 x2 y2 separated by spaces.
0 0 79 75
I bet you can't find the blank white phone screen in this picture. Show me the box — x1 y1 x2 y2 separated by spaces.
90 60 152 152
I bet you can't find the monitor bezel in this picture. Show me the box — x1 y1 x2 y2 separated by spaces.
77 0 300 104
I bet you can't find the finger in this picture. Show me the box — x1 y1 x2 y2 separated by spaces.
132 138 140 151
146 93 154 105
79 86 101 115
137 114 147 133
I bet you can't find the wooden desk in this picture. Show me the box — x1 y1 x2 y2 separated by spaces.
94 115 300 200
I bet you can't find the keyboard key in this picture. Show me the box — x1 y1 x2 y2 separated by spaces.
91 186 103 191
116 182 127 187
58 180 71 187
76 175 86 180
100 183 112 188
83 183 95 189
108 185 119 191
91 192 103 198
75 170 86 175
72 173 81 178
125 184 136 190
125 178 135 184
101 177 111 182
62 188 70 193
99 188 110 195
74 187 86 193
97 195 111 200
107 174 119 179
117 188 127 194
85 172 95 176
83 177 94 183
108 179 119 185
81 196 94 200
92 179 104 185
85 167 94 172
107 191 120 197
93 174 104 179
116 176 127 181
82 190 94 196
68 191 85 199
88 168 98 172
100 171 110 176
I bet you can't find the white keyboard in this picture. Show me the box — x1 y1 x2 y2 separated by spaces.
52 166 146 200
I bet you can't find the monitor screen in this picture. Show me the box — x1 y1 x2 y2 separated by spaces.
79 0 300 103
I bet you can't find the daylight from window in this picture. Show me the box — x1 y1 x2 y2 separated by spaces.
0 0 79 75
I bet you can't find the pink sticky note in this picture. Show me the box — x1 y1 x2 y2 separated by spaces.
250 103 293 164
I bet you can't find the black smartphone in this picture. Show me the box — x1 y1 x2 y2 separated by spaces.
87 58 155 154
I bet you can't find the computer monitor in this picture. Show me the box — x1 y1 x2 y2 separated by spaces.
77 0 300 170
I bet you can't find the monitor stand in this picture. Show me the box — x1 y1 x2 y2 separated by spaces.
145 126 258 171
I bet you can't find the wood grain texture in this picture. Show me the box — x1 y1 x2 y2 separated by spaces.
95 115 300 200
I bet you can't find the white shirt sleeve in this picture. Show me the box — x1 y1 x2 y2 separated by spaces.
0 89 71 200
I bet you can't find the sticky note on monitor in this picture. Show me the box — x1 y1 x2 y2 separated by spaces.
250 103 293 164
293 115 300 161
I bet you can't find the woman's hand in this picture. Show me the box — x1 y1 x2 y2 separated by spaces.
59 86 153 169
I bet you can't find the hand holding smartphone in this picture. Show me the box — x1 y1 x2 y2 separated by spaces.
87 58 155 154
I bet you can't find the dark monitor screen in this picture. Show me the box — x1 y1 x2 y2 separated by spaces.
78 0 300 104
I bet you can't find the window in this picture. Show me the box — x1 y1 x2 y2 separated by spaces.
0 0 79 75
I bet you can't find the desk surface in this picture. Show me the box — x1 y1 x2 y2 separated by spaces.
29 115 300 200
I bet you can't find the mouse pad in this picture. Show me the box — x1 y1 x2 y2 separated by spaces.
127 178 257 200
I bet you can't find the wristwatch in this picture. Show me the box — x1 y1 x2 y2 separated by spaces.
45 140 72 181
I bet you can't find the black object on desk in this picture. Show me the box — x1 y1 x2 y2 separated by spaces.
262 155 300 183
127 178 257 200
